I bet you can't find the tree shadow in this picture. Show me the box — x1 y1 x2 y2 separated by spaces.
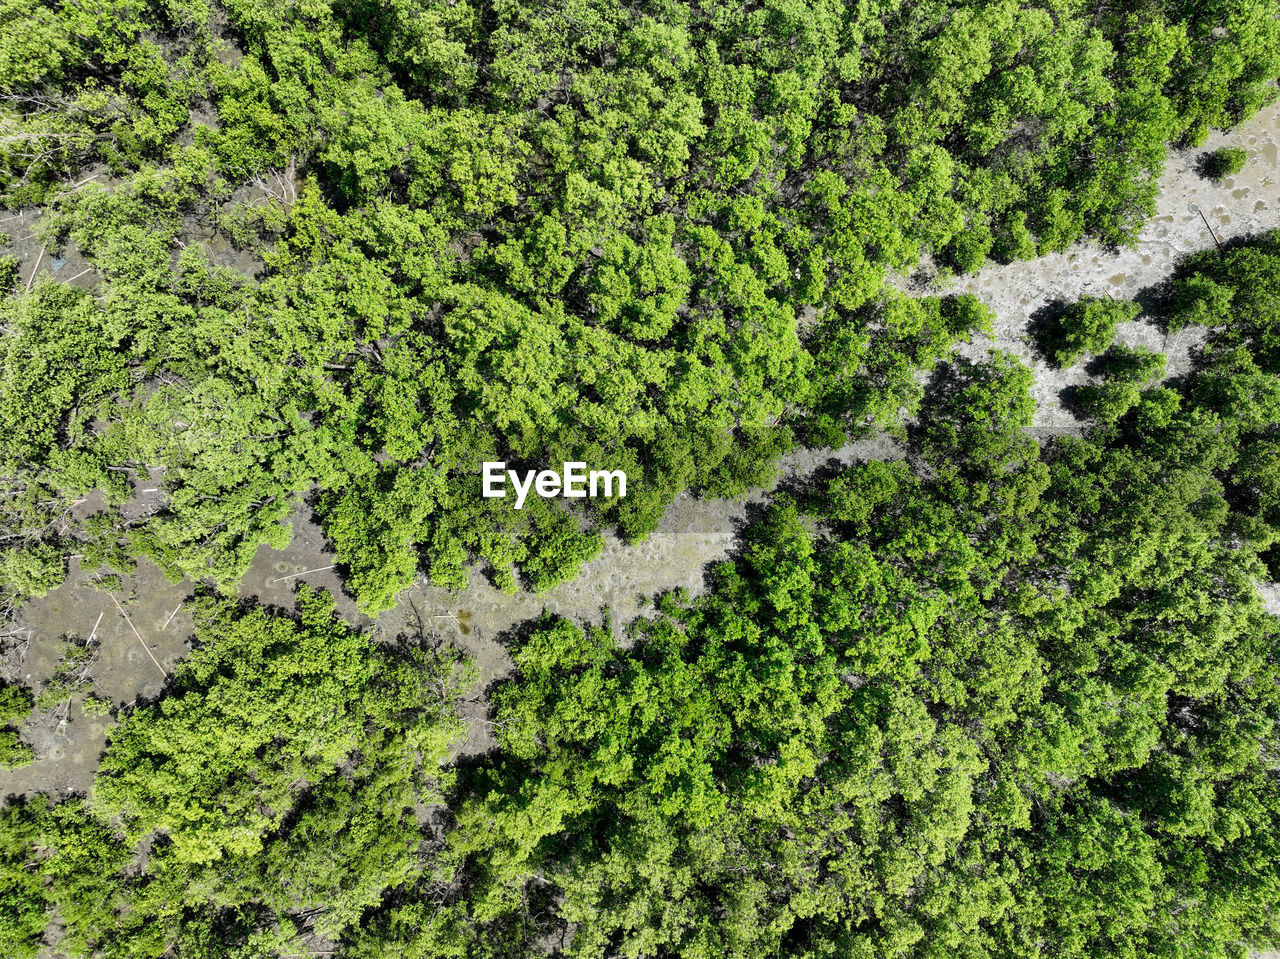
1194 148 1246 182
1025 298 1073 366
1057 383 1089 419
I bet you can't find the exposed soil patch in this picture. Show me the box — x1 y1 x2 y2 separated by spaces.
0 558 191 798
0 203 99 293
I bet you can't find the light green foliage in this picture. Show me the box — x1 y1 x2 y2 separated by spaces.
810 291 993 439
1074 380 1143 422
0 0 203 202
1095 344 1168 384
1170 272 1235 329
1160 232 1280 576
1074 344 1168 422
0 799 48 957
0 587 475 956
0 282 127 472
33 634 95 710
1170 230 1280 369
0 275 132 624
95 586 471 865
0 797 129 959
1038 295 1142 367
78 693 111 718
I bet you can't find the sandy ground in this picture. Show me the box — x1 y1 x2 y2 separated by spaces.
4 103 1280 795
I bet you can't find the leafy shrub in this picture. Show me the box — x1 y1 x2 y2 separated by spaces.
1094 344 1167 383
1202 146 1247 180
0 681 33 768
1074 381 1143 422
1169 273 1234 329
1037 296 1142 367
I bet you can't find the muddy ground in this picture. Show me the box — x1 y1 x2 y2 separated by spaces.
3 103 1280 796
943 102 1280 427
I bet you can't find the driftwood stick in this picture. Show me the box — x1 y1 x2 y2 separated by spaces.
24 246 43 291
268 565 335 584
1197 207 1224 253
109 593 167 679
52 173 100 198
161 604 182 630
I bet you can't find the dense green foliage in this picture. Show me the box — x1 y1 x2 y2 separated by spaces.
0 585 474 956
1070 344 1168 421
416 338 1280 958
7 233 1280 956
3 0 1280 955
1034 295 1141 367
1 0 1278 612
